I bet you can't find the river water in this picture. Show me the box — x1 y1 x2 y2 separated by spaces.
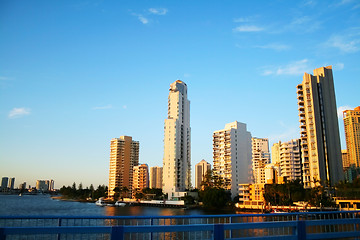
0 194 237 216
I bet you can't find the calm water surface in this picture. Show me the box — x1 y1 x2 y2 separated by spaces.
0 195 237 216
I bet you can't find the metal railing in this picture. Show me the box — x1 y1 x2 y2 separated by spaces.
1 211 360 239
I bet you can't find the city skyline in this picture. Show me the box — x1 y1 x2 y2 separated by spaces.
1 1 359 188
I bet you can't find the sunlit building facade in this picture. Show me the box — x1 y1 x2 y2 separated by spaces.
150 166 163 189
343 106 360 168
296 66 343 187
108 136 139 197
163 80 191 199
252 138 270 184
271 139 302 182
213 121 252 199
133 164 149 194
195 159 211 189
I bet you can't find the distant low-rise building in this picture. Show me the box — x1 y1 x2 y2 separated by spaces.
237 183 265 209
195 160 211 189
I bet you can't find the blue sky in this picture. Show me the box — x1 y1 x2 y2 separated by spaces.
1 0 359 189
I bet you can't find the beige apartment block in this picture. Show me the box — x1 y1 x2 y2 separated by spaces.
195 159 211 189
213 121 252 199
252 138 270 184
271 139 302 182
343 106 360 168
163 80 191 199
150 166 163 189
296 66 343 188
108 136 139 198
133 164 149 195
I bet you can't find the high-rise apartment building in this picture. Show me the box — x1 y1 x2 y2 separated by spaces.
195 159 211 189
252 138 270 184
8 178 15 190
163 80 191 199
343 106 360 168
109 136 139 197
1 177 8 190
36 180 49 191
133 164 149 194
296 66 343 187
272 139 302 182
213 121 252 198
150 166 163 189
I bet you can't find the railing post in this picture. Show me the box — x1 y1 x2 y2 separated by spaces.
297 221 306 240
111 226 124 240
0 228 5 240
213 224 224 240
57 218 62 240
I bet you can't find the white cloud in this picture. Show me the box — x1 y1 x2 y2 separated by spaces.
333 62 345 71
326 35 359 53
137 15 149 24
337 105 353 118
8 107 31 119
233 25 264 32
262 59 311 76
93 104 112 110
148 8 168 15
255 43 291 51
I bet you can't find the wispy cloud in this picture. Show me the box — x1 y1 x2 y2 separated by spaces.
337 105 353 118
8 107 31 119
148 8 168 15
262 59 311 76
333 62 345 71
269 122 299 143
233 25 264 32
123 105 127 109
93 104 112 110
255 43 291 51
132 13 149 24
325 35 360 53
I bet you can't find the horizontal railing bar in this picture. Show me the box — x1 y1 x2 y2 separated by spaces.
307 231 360 239
306 218 360 226
3 226 111 235
229 236 298 240
224 221 297 230
123 224 214 233
0 210 359 220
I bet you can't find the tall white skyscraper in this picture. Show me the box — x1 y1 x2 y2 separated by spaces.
297 66 343 187
163 80 191 199
213 121 252 199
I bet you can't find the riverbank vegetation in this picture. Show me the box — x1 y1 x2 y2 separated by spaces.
199 171 232 209
264 179 334 207
59 183 107 201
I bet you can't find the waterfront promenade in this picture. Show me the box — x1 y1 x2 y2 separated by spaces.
1 211 360 239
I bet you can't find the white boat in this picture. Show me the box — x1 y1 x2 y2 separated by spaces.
95 198 107 206
115 201 126 207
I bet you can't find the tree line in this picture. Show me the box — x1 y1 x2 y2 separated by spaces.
59 183 107 201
